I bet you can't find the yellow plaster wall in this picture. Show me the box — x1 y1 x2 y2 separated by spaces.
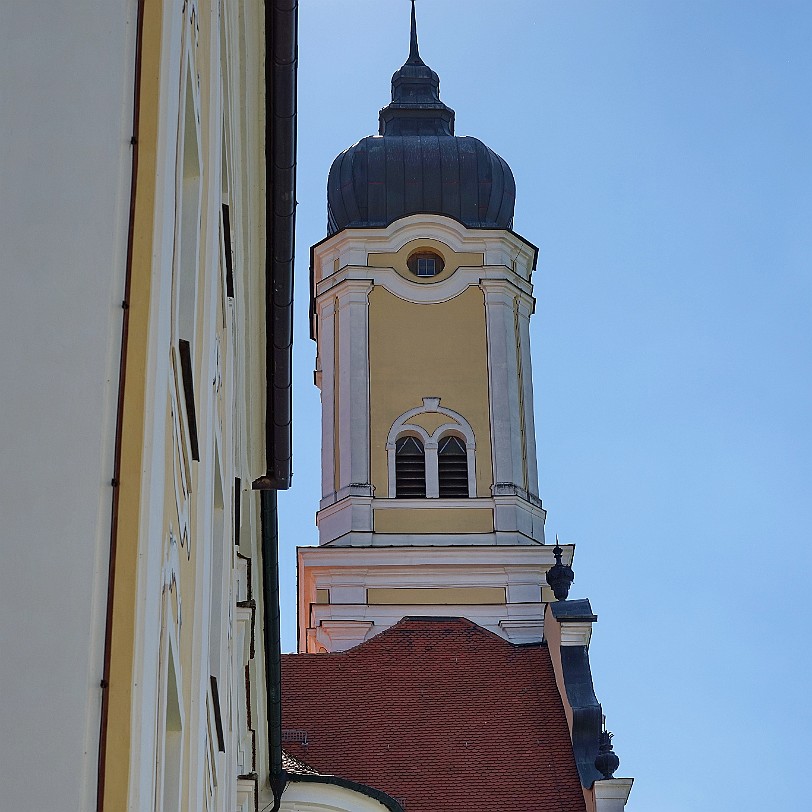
105 3 241 808
374 507 493 534
367 587 506 605
102 4 164 807
368 286 492 496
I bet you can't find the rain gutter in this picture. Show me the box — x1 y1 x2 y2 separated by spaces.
254 0 298 492
252 2 298 811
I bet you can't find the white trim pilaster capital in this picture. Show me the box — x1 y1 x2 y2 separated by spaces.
559 621 593 647
593 778 634 812
333 277 373 306
317 297 337 318
479 277 535 310
315 620 374 652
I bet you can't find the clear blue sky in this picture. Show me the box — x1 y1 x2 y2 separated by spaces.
279 3 812 809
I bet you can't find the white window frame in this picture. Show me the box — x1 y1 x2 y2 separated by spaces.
386 398 476 498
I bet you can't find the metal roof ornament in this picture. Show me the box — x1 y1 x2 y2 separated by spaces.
325 0 516 234
377 0 454 136
408 0 423 65
545 536 575 601
594 728 621 780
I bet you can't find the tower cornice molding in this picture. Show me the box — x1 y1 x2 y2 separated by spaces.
298 543 574 569
312 214 538 282
315 265 534 306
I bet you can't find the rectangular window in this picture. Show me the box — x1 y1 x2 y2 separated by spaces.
222 204 234 298
178 339 199 461
210 675 226 753
417 257 436 277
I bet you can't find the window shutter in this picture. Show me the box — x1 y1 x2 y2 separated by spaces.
438 435 468 498
395 436 426 497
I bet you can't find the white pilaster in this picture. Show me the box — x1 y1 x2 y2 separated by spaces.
335 279 373 495
481 279 525 490
424 439 440 497
317 297 337 501
516 293 540 497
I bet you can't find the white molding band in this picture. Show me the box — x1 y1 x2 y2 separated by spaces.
313 213 536 280
317 263 533 304
296 544 576 652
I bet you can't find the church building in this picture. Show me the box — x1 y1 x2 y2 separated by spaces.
277 6 633 812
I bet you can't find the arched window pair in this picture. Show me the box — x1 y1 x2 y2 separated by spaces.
387 399 476 499
395 434 468 498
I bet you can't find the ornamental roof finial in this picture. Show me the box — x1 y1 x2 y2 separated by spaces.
545 535 575 601
408 0 424 65
594 725 621 780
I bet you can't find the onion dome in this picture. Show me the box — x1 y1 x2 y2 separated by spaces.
327 1 516 235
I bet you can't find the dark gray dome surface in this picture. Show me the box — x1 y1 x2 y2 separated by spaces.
327 134 515 235
326 2 515 236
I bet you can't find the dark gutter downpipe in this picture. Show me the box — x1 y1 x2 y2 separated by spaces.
96 1 145 809
258 0 298 492
255 2 297 811
259 490 285 808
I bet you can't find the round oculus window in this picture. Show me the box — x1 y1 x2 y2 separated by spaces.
407 250 445 278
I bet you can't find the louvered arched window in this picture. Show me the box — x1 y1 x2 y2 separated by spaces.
395 436 426 497
437 435 469 497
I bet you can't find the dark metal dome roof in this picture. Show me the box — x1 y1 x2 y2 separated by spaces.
326 2 515 235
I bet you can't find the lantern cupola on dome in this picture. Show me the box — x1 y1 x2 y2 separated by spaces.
327 1 516 235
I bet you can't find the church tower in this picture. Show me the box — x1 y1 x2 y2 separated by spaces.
298 4 572 653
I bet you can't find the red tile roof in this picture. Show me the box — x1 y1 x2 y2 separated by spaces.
281 617 586 812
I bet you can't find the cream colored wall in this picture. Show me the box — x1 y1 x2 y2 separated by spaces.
368 286 492 497
0 1 270 809
105 2 269 811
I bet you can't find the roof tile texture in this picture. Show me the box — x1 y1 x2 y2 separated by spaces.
281 617 586 812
